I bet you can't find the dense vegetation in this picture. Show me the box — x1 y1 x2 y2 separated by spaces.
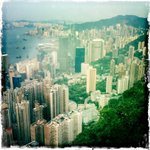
91 55 111 75
68 79 106 105
55 77 68 85
73 79 148 147
69 82 89 104
90 33 147 77
118 34 148 57
96 80 106 93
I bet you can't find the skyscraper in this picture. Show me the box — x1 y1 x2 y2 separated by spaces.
9 65 15 89
3 128 13 147
33 103 44 122
117 78 123 94
137 62 145 81
123 75 129 91
34 81 44 105
62 117 74 144
106 76 112 94
49 88 57 120
58 37 69 73
58 36 80 73
92 39 104 61
69 111 82 139
138 41 142 50
30 119 47 145
118 63 126 78
86 41 92 63
86 66 97 93
81 63 89 75
53 84 61 115
2 103 11 129
2 54 8 92
23 85 35 123
117 76 129 94
128 45 135 61
2 54 8 73
141 41 145 49
43 84 51 121
16 100 31 145
129 60 136 88
45 84 69 119
110 59 115 77
12 75 22 89
20 73 27 81
48 51 58 78
87 39 104 63
124 56 131 71
142 47 147 56
44 121 60 147
75 47 85 73
59 85 69 114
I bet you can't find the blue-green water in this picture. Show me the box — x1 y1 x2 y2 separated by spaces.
2 27 52 64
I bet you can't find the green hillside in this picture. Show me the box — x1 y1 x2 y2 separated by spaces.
73 79 148 147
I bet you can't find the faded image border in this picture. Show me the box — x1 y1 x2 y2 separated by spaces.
0 0 149 149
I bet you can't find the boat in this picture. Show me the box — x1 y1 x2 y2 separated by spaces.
16 56 22 59
23 38 27 41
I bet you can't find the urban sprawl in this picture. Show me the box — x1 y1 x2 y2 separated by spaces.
1 21 147 147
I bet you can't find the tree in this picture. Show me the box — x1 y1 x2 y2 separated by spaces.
73 79 148 147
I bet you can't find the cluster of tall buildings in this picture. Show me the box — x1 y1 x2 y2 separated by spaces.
31 110 82 147
15 59 40 79
1 21 147 147
86 39 105 62
2 58 100 147
1 72 83 147
23 22 65 37
73 41 145 96
106 45 145 95
24 23 143 80
115 44 145 94
55 23 140 74
58 36 80 73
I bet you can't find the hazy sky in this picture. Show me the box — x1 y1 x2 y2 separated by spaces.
2 0 149 23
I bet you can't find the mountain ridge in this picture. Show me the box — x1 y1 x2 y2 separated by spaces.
3 15 148 30
73 15 148 31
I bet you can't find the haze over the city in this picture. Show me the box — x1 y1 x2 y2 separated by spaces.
2 0 149 22
1 0 149 148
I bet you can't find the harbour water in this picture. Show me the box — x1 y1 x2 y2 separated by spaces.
2 27 53 64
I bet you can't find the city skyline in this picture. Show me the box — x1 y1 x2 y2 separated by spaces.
1 1 149 148
2 1 149 22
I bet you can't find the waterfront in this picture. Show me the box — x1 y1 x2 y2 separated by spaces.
3 26 55 64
